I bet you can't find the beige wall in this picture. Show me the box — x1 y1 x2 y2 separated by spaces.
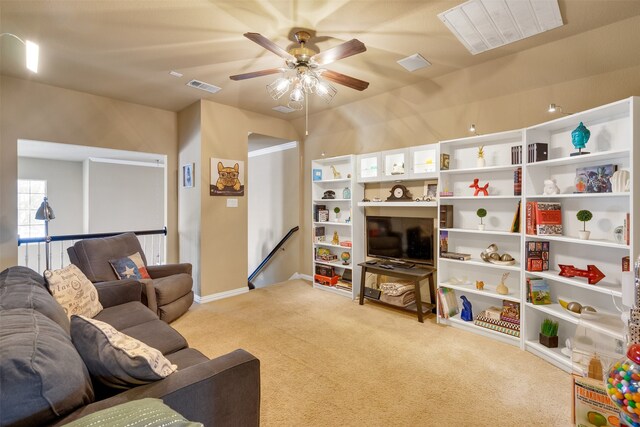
0 76 178 270
197 100 299 297
177 101 202 294
295 15 640 276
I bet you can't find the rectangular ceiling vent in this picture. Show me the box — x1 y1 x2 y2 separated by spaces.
186 79 221 94
397 53 432 72
272 105 295 113
438 0 563 55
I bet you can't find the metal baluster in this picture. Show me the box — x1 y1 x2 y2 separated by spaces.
60 241 64 269
24 242 29 267
37 243 41 272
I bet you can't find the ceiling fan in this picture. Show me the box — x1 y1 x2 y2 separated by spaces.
230 31 369 107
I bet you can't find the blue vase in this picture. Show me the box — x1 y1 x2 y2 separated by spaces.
460 296 473 321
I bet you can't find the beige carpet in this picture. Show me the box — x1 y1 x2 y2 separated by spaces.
172 280 572 426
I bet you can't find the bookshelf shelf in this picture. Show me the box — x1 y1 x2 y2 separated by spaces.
526 192 629 199
356 201 437 207
439 196 521 200
439 281 520 303
525 303 624 340
312 155 363 299
440 164 519 174
524 234 629 249
442 228 520 237
439 257 521 272
524 149 629 168
445 315 520 346
526 270 622 297
525 340 573 372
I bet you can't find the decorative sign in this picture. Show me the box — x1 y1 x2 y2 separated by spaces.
558 264 605 285
210 158 245 196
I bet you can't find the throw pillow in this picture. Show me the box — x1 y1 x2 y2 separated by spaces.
44 264 103 318
109 252 151 280
71 315 177 388
63 398 202 427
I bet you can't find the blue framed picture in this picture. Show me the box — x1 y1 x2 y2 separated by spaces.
312 169 323 181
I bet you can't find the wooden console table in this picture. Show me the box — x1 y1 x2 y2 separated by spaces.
358 262 436 323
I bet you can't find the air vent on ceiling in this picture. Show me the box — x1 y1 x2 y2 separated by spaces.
438 0 563 55
397 53 432 72
272 105 295 114
186 79 221 94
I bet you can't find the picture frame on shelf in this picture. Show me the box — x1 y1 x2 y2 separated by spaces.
312 169 323 181
425 183 438 198
575 164 617 193
440 153 450 170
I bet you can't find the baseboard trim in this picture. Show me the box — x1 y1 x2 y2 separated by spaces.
289 272 313 282
194 287 248 304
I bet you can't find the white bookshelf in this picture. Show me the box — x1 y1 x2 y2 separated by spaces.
520 97 638 371
436 97 639 373
311 155 363 299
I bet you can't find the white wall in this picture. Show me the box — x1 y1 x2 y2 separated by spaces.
248 142 300 287
18 157 84 235
85 160 164 233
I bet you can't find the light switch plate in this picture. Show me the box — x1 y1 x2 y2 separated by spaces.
226 198 238 208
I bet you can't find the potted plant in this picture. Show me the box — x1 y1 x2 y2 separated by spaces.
334 206 341 220
476 208 487 231
540 318 559 348
576 209 593 240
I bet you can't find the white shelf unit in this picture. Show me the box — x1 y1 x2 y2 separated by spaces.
437 129 525 346
520 96 638 372
311 155 364 299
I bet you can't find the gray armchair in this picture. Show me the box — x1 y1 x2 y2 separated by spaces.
68 232 194 323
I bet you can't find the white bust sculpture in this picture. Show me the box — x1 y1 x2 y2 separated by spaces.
543 178 560 195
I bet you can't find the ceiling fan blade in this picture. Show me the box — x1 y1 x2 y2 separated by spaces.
311 39 366 66
244 32 295 61
229 68 283 81
321 69 369 91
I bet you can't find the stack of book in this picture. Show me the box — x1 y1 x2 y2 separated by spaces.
526 201 562 236
513 167 522 196
474 301 521 337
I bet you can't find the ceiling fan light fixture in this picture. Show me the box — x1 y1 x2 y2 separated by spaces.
301 71 318 93
316 80 337 103
290 85 304 103
267 77 290 100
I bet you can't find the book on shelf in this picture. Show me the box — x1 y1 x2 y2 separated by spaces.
439 204 453 228
511 145 522 165
525 240 549 271
315 264 335 277
573 375 620 427
510 201 521 233
313 204 326 221
336 280 353 292
313 226 326 242
317 209 329 222
625 212 630 245
439 230 449 254
484 306 503 321
440 251 471 261
535 202 563 235
501 300 520 324
529 278 551 305
437 287 459 319
525 201 537 235
527 143 548 163
513 167 522 196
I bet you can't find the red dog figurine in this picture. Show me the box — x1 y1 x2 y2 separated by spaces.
470 178 489 196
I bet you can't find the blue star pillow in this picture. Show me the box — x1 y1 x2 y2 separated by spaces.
109 252 151 280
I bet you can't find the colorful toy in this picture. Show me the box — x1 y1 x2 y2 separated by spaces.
469 178 489 196
332 231 340 246
559 264 605 284
475 280 484 290
606 344 640 426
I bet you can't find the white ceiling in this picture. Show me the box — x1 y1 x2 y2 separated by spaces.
2 1 640 119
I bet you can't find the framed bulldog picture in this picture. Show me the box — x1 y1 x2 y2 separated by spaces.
210 158 245 196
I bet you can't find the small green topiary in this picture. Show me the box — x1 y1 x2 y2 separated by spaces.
576 209 593 231
476 208 487 225
334 207 341 214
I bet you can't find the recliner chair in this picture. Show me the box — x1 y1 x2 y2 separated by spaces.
67 232 194 323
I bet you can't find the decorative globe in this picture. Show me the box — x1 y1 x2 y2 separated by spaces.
606 344 640 426
340 251 351 265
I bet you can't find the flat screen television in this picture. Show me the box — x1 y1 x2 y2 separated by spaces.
366 216 434 265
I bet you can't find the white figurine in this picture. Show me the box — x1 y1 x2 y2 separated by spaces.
543 178 560 195
610 170 630 192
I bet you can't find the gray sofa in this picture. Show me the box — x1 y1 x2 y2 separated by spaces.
67 232 194 323
0 266 260 427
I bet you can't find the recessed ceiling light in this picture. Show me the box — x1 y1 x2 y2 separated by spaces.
272 105 295 113
169 70 183 78
397 53 432 72
438 0 563 55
